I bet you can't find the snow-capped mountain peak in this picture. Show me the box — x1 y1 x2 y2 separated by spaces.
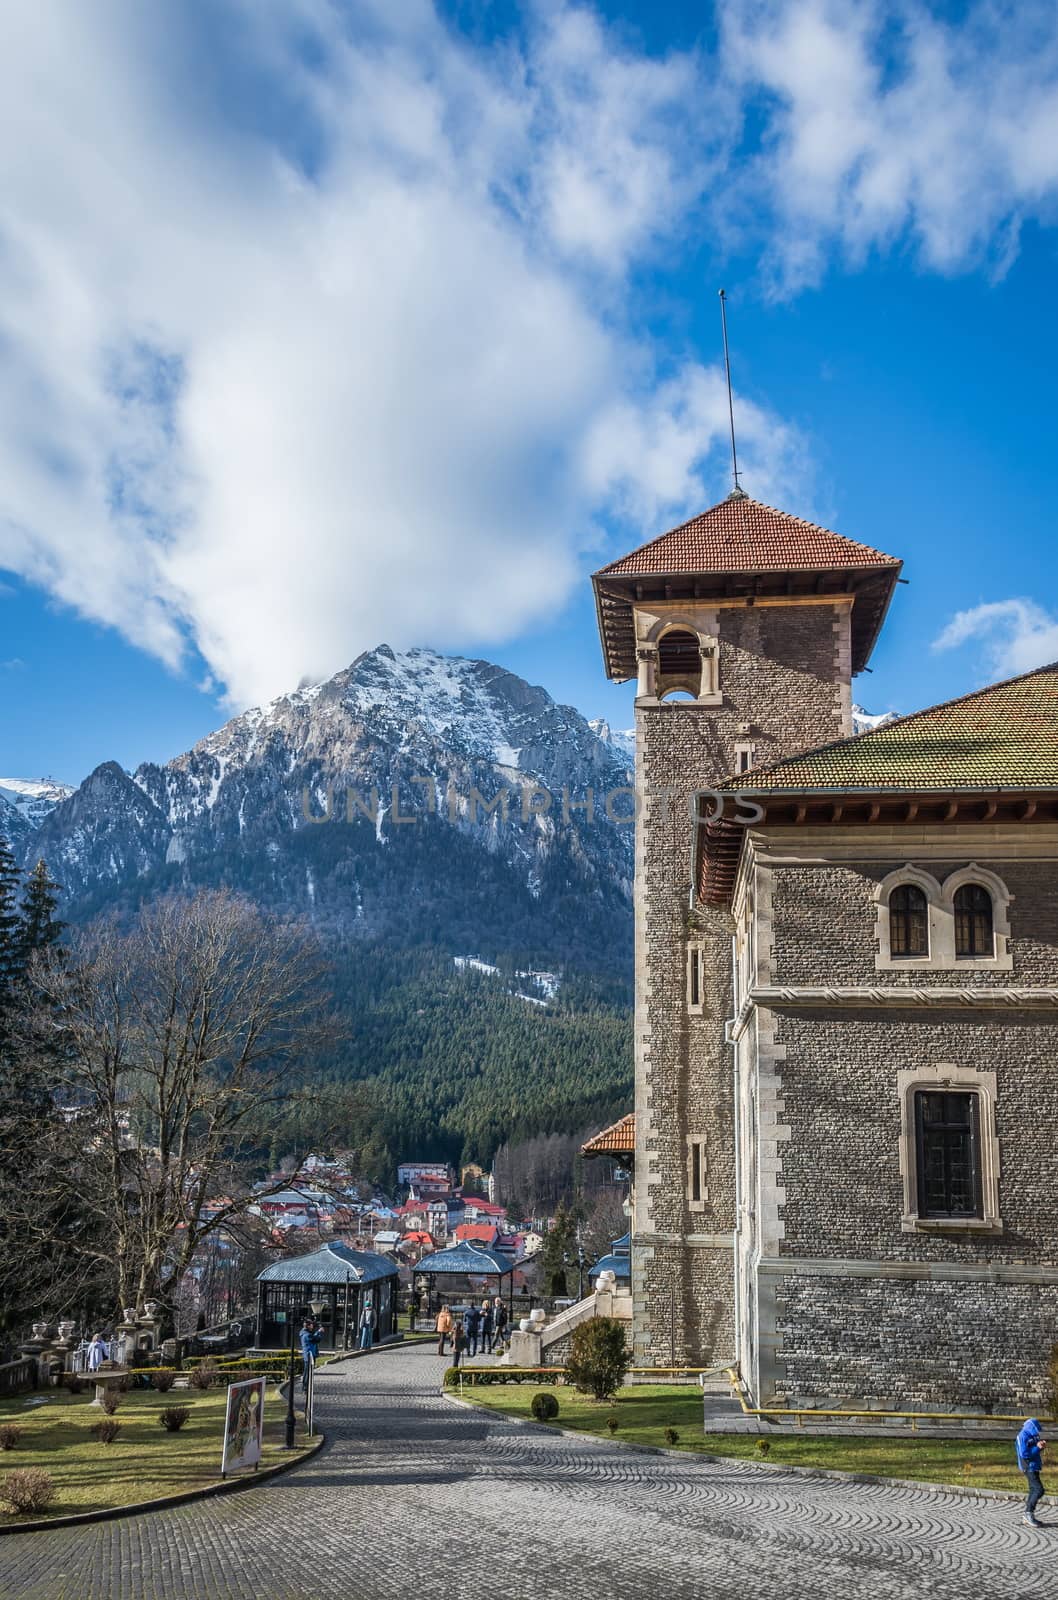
0 777 75 827
588 719 635 767
851 704 900 735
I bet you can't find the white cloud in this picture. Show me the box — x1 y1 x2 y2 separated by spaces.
723 0 1058 289
932 599 1058 680
3 3 1058 706
0 1 797 707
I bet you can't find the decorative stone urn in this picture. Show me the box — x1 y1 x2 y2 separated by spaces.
519 1318 532 1333
57 1320 77 1342
122 1307 138 1324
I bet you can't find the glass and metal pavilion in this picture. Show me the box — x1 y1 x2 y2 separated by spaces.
588 1230 631 1285
413 1240 515 1315
257 1242 400 1351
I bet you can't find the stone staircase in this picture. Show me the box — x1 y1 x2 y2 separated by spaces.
498 1287 632 1367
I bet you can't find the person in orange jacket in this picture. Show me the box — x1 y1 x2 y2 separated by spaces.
435 1304 453 1357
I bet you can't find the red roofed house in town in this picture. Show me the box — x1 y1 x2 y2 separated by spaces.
454 1222 500 1248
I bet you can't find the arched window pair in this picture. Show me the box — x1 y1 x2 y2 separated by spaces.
889 881 995 961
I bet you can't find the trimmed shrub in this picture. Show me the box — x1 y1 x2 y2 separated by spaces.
606 1415 619 1433
442 1367 461 1388
664 1427 680 1447
0 1425 22 1451
100 1389 122 1416
190 1362 217 1390
159 1405 191 1432
152 1369 176 1393
63 1374 85 1396
530 1391 560 1422
565 1318 628 1401
756 1438 771 1456
91 1418 122 1444
0 1467 54 1515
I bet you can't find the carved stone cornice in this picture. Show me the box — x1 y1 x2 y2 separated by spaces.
751 983 1058 1012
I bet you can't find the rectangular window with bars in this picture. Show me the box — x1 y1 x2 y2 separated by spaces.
914 1090 982 1218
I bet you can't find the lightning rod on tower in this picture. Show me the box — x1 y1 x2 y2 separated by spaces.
719 289 744 498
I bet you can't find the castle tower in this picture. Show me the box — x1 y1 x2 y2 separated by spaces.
592 492 902 1367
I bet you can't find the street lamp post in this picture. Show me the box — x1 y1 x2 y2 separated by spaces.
284 1292 298 1449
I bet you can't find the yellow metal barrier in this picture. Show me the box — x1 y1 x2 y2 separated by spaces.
721 1368 1054 1430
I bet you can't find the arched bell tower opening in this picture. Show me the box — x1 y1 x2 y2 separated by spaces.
636 620 721 705
657 627 703 701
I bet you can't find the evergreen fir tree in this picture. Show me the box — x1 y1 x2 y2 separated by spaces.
537 1201 579 1298
0 832 22 1043
18 859 64 964
0 831 22 1021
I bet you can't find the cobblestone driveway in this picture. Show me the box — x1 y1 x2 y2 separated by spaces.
0 1343 1045 1600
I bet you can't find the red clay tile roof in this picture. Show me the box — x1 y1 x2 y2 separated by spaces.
595 494 899 578
454 1222 500 1244
725 661 1058 791
591 494 902 680
581 1112 635 1158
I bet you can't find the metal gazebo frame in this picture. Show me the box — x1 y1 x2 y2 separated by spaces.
413 1240 515 1316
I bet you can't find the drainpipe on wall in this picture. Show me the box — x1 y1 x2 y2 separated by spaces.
728 934 742 1380
690 796 742 1378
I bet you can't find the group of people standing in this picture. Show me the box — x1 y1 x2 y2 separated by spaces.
434 1297 509 1364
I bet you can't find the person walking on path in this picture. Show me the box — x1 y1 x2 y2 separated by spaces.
1017 1418 1048 1526
493 1296 509 1352
358 1300 376 1351
299 1318 321 1392
435 1304 453 1357
480 1299 494 1355
465 1301 481 1358
452 1319 467 1369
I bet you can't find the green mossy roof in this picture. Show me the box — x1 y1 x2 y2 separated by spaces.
732 662 1058 792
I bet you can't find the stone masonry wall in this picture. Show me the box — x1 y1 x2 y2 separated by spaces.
634 598 852 1366
773 1275 1058 1409
774 1008 1058 1263
770 859 1058 988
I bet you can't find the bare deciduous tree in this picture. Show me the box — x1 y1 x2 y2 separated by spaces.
10 890 336 1325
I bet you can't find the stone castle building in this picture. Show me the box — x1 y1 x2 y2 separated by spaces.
591 490 1058 1410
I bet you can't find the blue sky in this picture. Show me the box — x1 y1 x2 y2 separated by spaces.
2 1 1058 785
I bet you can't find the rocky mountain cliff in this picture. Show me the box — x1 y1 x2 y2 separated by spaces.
22 647 636 971
0 777 73 855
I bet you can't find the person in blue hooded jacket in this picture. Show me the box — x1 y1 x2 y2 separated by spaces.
299 1318 321 1392
1016 1418 1048 1526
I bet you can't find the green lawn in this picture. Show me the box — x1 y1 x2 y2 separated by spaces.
0 1384 314 1523
463 1383 1029 1493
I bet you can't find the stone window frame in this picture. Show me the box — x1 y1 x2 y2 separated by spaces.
687 942 707 1015
638 618 722 706
873 863 1012 973
733 741 756 775
896 1065 1002 1234
686 1134 708 1212
941 864 1013 971
873 865 941 971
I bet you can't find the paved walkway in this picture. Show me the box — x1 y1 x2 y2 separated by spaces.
0 1343 1044 1600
